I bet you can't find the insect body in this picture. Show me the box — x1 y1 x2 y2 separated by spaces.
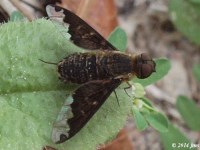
46 5 156 144
58 51 155 84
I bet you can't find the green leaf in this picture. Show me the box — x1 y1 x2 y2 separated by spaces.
176 96 200 130
132 106 148 131
192 64 200 82
132 83 145 98
191 0 200 4
160 123 195 150
0 20 132 150
10 11 25 21
145 112 168 132
133 58 171 86
141 97 153 107
169 0 200 45
108 27 127 52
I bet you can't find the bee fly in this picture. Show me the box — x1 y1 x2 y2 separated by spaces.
45 5 156 144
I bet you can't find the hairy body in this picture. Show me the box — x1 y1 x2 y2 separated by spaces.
57 51 151 84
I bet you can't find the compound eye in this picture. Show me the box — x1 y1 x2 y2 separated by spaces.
136 53 156 79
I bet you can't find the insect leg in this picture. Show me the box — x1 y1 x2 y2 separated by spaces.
124 81 132 97
113 90 120 107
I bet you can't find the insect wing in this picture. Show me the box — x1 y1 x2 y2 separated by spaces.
46 5 117 50
52 79 121 143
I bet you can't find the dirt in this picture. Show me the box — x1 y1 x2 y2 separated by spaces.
115 0 200 149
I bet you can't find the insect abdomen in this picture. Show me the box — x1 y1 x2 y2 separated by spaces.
58 53 99 83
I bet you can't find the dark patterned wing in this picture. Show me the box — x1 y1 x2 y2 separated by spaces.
52 79 121 143
46 5 117 50
0 6 9 23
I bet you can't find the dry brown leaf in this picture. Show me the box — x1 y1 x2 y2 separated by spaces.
60 0 118 38
98 129 134 150
43 145 57 150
